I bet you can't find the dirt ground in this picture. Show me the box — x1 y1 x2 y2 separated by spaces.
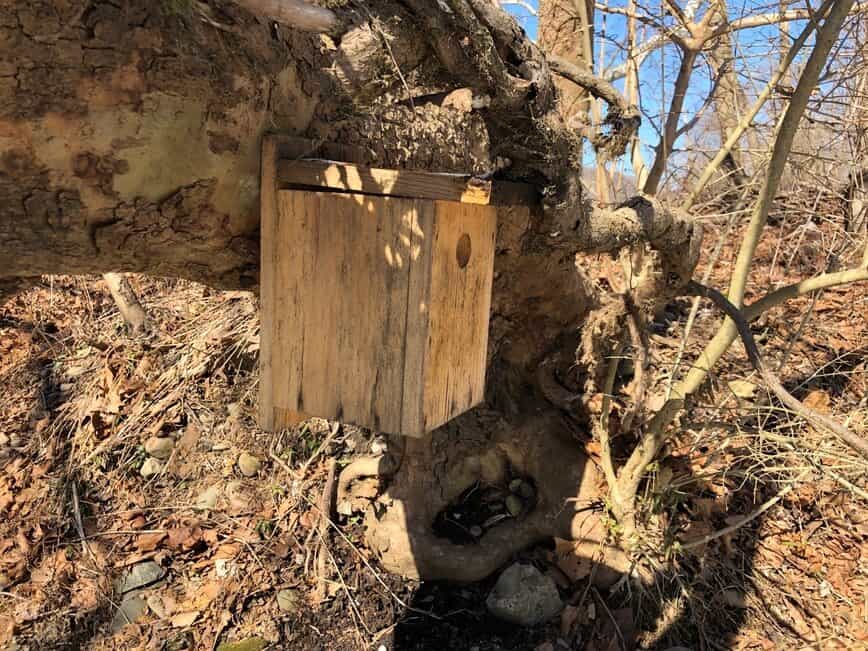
0 209 866 649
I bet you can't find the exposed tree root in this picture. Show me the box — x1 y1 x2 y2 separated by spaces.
362 410 604 582
102 273 152 335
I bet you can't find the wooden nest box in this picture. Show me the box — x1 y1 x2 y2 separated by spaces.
259 136 534 437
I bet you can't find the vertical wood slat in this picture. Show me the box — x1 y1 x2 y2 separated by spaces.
259 136 278 431
261 178 497 436
422 201 497 431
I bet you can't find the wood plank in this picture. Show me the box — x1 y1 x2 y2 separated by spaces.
399 201 436 436
422 201 497 431
267 190 435 434
277 159 493 205
259 135 279 431
266 134 539 206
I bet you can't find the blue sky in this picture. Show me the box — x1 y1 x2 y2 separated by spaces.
502 1 820 180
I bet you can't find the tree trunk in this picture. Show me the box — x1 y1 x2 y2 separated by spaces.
0 1 492 289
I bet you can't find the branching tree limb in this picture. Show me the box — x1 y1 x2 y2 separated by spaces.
608 0 858 526
685 281 868 459
683 0 835 210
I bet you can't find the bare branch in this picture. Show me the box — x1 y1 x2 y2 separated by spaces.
614 0 857 505
549 55 641 157
686 281 868 459
500 0 538 15
643 48 699 194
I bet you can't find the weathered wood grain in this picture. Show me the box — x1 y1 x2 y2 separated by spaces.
260 187 497 436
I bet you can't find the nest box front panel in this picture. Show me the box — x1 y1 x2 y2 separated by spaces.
260 189 496 437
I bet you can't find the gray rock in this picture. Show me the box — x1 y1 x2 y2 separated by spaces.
486 563 563 626
195 484 220 510
276 588 301 614
140 457 165 478
110 594 148 632
505 495 524 517
144 436 174 460
117 561 166 594
237 452 261 477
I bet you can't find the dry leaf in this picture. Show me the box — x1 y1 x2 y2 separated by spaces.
137 531 167 552
803 389 831 413
177 423 200 455
170 610 200 628
167 526 203 552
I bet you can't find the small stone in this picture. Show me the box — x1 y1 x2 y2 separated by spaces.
505 495 524 517
140 457 165 478
237 452 261 477
509 478 523 493
194 485 220 510
212 440 232 451
144 436 174 460
276 588 301 614
486 563 563 626
117 561 166 594
720 588 748 609
469 525 483 538
111 595 148 632
370 436 388 456
517 481 535 500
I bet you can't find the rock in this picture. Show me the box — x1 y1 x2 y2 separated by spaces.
144 436 174 460
117 561 166 594
216 638 269 651
486 563 563 626
146 594 169 619
720 588 748 609
111 594 148 632
226 480 255 513
517 481 535 500
140 457 165 478
276 588 301 614
194 485 220 510
237 452 261 477
505 495 524 517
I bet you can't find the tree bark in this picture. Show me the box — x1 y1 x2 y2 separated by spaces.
0 1 494 289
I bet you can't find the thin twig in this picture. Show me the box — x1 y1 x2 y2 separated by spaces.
70 481 95 562
299 422 341 477
314 459 337 601
681 469 811 549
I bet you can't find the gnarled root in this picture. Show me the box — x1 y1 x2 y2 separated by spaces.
362 410 604 582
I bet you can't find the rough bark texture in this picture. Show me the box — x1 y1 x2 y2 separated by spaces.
539 0 594 126
0 1 493 289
